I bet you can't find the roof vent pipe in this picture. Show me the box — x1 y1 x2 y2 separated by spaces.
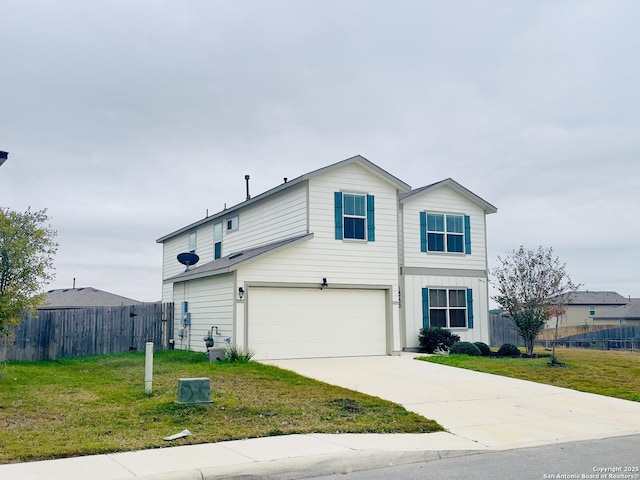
245 175 250 200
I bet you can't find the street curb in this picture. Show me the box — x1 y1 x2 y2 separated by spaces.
135 449 490 480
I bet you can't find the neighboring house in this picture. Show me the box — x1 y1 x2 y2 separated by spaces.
551 291 631 327
156 155 497 360
41 287 142 309
592 298 640 326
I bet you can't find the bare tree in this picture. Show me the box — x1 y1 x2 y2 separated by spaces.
491 246 577 356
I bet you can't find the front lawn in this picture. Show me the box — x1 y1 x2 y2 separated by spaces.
0 351 442 463
419 347 640 402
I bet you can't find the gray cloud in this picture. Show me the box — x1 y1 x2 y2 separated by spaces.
1 0 638 301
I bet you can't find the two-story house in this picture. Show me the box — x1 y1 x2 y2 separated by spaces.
156 155 497 359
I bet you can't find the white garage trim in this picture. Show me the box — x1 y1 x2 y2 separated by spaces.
245 284 391 360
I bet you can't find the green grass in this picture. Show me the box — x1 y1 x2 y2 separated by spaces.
419 347 640 402
0 351 442 463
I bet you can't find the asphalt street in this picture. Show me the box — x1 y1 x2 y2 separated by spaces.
310 434 640 480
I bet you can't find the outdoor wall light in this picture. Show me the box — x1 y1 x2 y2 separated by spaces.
320 278 328 290
238 287 245 299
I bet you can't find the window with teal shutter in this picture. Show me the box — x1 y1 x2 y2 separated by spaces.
422 288 429 328
366 194 375 242
335 192 375 241
334 192 343 240
421 212 470 254
423 287 471 328
466 289 474 328
464 215 471 254
419 212 427 252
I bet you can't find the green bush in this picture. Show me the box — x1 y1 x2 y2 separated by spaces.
449 341 482 356
497 343 521 357
473 342 491 356
418 327 460 354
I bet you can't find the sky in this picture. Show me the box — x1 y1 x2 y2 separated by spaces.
1 0 639 303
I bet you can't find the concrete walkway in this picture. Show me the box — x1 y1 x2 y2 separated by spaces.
3 354 640 480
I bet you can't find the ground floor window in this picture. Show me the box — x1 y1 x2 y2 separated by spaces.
422 287 473 328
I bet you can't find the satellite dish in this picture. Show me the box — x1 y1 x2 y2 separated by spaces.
177 252 200 271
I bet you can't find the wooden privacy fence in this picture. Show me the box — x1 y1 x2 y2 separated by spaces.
1 303 174 362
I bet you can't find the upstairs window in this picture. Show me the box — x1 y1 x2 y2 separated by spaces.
188 232 197 253
334 192 375 242
343 193 366 240
589 305 596 316
226 216 238 232
213 222 222 259
420 212 471 254
422 288 474 329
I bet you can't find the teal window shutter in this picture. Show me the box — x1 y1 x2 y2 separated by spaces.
334 192 343 240
419 212 427 252
466 288 474 328
464 215 471 254
366 194 375 242
422 287 430 328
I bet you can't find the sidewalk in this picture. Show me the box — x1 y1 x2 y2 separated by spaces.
0 431 487 480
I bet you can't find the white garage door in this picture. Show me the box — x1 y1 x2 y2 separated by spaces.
248 287 387 360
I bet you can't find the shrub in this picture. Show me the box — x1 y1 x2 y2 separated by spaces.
449 341 482 356
418 327 460 354
473 342 491 357
497 343 521 357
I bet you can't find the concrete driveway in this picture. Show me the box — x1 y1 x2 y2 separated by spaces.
263 354 640 450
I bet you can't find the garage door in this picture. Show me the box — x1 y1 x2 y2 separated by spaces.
248 287 387 360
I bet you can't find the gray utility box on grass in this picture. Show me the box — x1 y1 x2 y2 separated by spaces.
176 377 212 404
208 347 227 362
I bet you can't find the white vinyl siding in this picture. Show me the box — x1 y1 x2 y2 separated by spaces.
403 185 488 271
172 274 234 352
222 182 308 254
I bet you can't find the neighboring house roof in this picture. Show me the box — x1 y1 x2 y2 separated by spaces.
156 155 411 243
557 291 629 306
399 178 497 214
165 233 314 283
593 299 640 320
41 287 143 309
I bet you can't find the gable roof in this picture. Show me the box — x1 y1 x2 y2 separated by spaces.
165 233 313 283
41 287 143 309
399 178 497 214
156 155 411 243
592 299 640 320
557 291 629 306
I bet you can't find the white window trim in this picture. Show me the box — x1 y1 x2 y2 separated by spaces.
425 212 465 254
342 192 368 241
429 287 469 329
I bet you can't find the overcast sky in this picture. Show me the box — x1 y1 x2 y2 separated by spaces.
1 0 638 303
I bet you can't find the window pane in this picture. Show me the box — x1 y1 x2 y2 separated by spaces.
427 213 444 232
446 215 463 233
429 289 447 307
213 223 222 242
428 233 444 251
447 234 463 253
449 290 466 307
430 309 447 328
214 242 222 260
189 233 196 252
344 194 356 215
449 309 467 328
344 217 365 239
354 195 365 216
